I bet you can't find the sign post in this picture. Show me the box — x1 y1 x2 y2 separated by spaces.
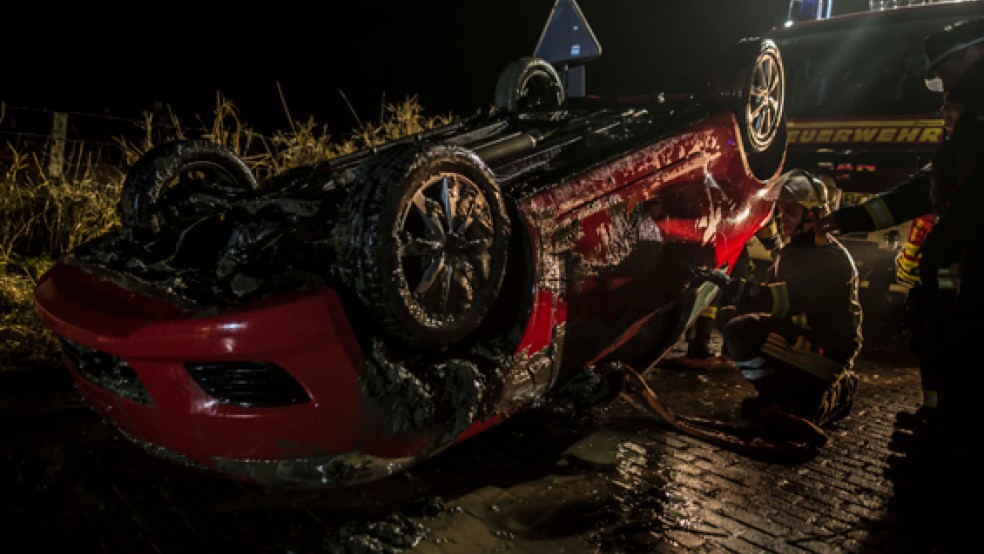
48 112 67 179
534 0 602 98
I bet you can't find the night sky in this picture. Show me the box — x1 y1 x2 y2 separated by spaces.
3 0 870 135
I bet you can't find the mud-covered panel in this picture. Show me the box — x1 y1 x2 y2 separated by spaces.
524 124 722 219
529 131 728 375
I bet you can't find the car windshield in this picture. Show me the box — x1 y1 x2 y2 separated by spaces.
777 17 942 117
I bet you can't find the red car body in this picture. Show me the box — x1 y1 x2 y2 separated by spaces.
34 46 786 488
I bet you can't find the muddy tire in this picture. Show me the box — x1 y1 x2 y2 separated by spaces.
710 38 787 180
494 57 565 113
119 140 258 233
349 144 510 348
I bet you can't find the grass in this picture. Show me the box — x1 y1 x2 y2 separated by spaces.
0 92 454 371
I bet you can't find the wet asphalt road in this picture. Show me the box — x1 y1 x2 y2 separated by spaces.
1 335 977 553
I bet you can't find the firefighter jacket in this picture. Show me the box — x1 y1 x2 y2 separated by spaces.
919 57 984 295
731 232 863 366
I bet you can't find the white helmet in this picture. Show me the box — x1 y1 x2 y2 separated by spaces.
777 169 831 216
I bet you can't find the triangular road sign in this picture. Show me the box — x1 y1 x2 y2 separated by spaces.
533 0 603 65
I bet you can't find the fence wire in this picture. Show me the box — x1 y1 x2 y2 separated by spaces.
0 101 279 176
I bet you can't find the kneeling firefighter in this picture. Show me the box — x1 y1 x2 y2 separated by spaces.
696 170 864 427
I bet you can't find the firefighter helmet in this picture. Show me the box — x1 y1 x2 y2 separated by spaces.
923 17 984 91
777 169 831 216
924 17 984 76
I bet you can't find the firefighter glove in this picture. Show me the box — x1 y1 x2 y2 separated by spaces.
690 266 733 290
691 267 755 306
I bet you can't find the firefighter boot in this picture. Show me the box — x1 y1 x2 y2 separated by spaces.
892 405 941 455
757 402 828 447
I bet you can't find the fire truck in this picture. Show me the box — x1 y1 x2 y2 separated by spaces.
753 0 983 334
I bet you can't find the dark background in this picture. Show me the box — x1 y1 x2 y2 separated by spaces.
2 0 870 135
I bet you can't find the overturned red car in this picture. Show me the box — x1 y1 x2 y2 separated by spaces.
33 34 787 488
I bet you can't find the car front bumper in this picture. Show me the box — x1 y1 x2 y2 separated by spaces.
33 261 453 487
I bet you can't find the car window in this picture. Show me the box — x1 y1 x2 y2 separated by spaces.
777 18 942 117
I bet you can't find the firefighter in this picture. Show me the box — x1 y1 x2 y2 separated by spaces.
919 19 984 494
696 170 863 428
816 18 984 449
829 94 963 434
816 22 984 522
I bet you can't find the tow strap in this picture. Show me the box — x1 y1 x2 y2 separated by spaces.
611 361 827 462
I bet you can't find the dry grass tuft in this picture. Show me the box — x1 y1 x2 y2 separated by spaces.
0 255 59 371
0 145 122 259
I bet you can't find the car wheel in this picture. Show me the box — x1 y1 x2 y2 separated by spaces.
494 56 565 113
119 139 258 233
355 144 510 348
711 38 787 180
739 39 784 154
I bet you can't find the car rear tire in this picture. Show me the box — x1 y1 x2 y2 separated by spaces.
710 38 787 180
494 57 565 113
119 139 258 233
352 144 510 349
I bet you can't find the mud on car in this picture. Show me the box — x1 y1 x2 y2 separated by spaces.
33 35 787 488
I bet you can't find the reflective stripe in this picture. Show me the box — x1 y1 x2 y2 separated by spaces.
791 313 810 330
761 333 844 384
742 368 775 381
896 215 935 286
793 335 812 352
895 249 921 287
938 277 959 290
862 197 895 229
768 283 790 318
894 254 960 289
699 305 718 319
